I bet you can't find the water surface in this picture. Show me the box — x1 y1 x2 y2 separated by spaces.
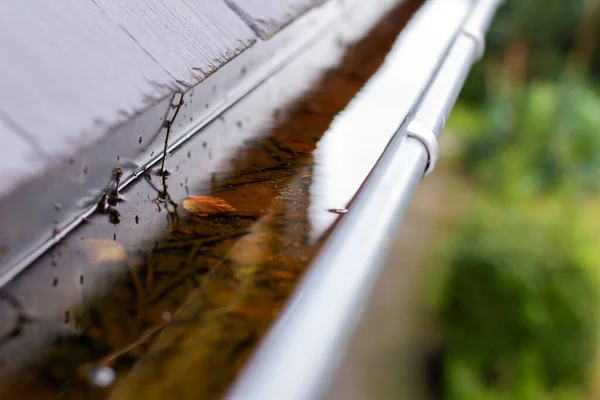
0 2 421 398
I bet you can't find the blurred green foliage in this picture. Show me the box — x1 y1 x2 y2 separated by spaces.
460 0 598 107
453 0 600 198
486 0 582 57
437 0 600 398
440 200 600 399
455 80 600 196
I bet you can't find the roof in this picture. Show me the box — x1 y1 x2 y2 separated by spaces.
0 0 351 283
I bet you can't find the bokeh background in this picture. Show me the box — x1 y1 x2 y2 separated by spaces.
328 1 600 399
442 0 600 398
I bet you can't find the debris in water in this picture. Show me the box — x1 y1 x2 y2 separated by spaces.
159 92 184 175
82 239 127 264
182 196 236 215
108 208 121 225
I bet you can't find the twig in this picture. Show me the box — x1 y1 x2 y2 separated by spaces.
145 253 155 292
146 269 199 304
156 230 249 250
210 172 299 193
267 137 297 160
159 92 184 175
100 322 167 366
129 261 145 321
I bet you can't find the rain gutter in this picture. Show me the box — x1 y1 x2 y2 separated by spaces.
226 1 504 399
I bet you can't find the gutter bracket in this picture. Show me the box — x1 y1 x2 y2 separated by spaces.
461 0 507 61
406 121 439 177
462 26 485 60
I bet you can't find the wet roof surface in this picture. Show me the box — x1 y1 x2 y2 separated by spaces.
0 1 423 398
0 0 339 199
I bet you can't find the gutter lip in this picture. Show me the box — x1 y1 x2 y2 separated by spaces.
225 1 503 399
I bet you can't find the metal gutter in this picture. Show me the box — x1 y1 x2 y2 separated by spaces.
0 0 468 391
225 1 503 399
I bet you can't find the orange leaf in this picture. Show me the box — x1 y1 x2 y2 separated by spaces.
182 196 236 215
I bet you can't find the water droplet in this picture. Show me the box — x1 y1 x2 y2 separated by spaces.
87 366 116 388
161 311 171 322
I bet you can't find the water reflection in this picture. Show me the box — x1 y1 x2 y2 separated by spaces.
0 1 419 398
309 0 468 243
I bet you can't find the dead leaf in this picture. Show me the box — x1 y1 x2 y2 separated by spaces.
82 239 127 264
182 196 236 215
